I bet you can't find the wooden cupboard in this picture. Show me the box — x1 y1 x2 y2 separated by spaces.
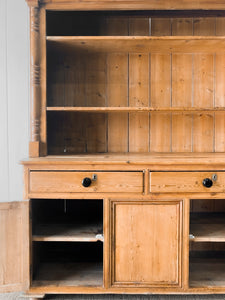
2 0 225 298
110 200 182 287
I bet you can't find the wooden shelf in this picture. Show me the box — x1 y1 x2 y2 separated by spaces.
33 223 103 242
22 153 225 166
32 262 103 287
190 258 225 287
47 36 225 53
190 224 225 242
47 106 225 113
190 214 225 242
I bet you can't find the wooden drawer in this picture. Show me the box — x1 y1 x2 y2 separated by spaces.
150 172 225 193
30 171 143 194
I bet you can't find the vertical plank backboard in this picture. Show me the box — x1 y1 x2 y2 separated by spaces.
129 53 149 152
0 0 9 202
151 18 171 36
150 16 172 152
7 0 29 201
129 18 150 152
193 17 216 36
107 18 129 152
150 54 171 152
107 54 128 152
215 54 225 152
171 18 193 35
215 19 225 152
192 54 214 152
172 55 192 152
86 53 107 152
129 17 150 36
193 18 215 153
171 18 193 152
64 53 86 107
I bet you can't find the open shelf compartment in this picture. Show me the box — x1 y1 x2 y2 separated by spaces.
32 241 103 287
46 10 225 37
189 199 225 287
32 199 103 242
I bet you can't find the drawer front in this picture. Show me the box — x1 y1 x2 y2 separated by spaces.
30 171 143 193
150 172 225 193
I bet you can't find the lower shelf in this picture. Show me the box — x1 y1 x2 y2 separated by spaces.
190 258 225 287
32 262 103 287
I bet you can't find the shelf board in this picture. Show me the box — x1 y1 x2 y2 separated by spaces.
33 223 103 242
22 152 225 167
190 258 225 287
190 213 225 242
47 106 225 113
190 224 225 242
32 262 103 287
47 36 225 53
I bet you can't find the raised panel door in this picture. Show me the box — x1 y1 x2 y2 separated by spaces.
110 199 183 287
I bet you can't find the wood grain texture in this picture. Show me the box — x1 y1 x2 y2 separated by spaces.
151 18 171 36
190 223 225 242
129 17 149 152
39 8 47 156
172 18 193 35
36 0 225 10
171 18 193 152
150 54 171 152
47 36 225 53
129 17 150 36
193 54 214 152
129 53 149 152
193 18 215 153
29 171 143 193
107 21 128 152
0 202 29 293
190 258 225 287
29 6 41 157
22 152 225 166
172 55 192 152
32 262 103 287
215 23 225 152
32 223 103 242
150 172 225 193
111 200 182 286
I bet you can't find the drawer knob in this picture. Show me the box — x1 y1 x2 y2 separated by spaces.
82 177 92 187
202 178 213 188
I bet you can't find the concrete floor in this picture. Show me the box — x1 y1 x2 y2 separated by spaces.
1 293 225 300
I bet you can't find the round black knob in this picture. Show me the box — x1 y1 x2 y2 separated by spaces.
82 177 92 187
202 178 213 188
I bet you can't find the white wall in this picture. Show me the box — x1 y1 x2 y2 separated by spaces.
0 0 29 202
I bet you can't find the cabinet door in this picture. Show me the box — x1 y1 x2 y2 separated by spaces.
110 200 182 287
0 201 29 293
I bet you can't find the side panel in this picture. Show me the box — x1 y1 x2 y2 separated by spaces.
0 201 29 293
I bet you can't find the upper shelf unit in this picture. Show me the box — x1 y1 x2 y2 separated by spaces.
47 36 225 53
